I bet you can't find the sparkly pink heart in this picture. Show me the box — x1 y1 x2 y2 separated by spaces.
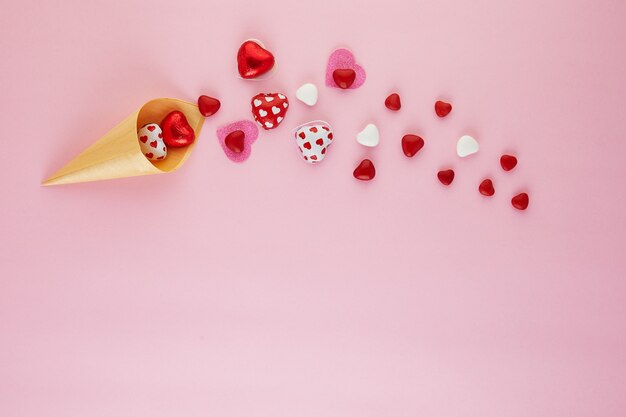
325 48 366 90
216 120 259 163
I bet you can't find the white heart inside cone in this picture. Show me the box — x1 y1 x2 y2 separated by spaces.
457 135 479 157
295 83 318 106
356 123 379 147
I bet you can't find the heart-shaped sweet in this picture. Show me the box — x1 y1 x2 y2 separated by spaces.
216 120 259 163
198 95 221 117
437 169 455 186
161 111 195 148
237 39 275 79
500 154 518 171
385 93 401 111
479 179 495 196
356 123 379 147
401 134 424 157
512 192 529 210
353 159 375 181
435 100 452 117
326 48 366 90
457 135 479 157
137 123 167 161
251 92 289 130
294 121 333 164
295 83 318 106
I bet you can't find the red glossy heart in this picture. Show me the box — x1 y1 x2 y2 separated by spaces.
237 40 275 79
437 169 455 185
353 159 376 181
479 179 495 196
385 93 401 111
435 100 452 117
401 134 424 157
500 154 518 171
224 130 245 153
251 92 289 130
161 111 195 148
512 192 529 210
198 95 221 117
333 69 356 89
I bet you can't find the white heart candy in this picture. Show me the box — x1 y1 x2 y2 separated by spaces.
259 109 268 117
356 123 379 147
295 83 318 106
457 135 479 157
253 99 262 107
271 106 281 115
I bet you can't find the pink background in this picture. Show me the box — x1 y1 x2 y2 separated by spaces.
1 0 625 416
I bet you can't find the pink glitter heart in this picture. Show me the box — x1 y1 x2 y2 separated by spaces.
325 48 367 89
216 120 259 163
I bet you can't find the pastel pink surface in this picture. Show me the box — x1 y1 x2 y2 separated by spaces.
325 48 367 89
216 120 259 162
1 1 626 417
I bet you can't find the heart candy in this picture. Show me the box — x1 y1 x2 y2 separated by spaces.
437 169 455 186
353 159 375 181
435 100 452 117
198 95 221 117
295 83 318 106
457 135 479 157
512 192 529 210
401 134 424 157
385 93 401 111
294 121 333 164
356 123 379 147
137 123 167 161
161 111 195 148
501 154 518 171
326 48 366 90
251 93 289 130
479 179 495 196
216 120 259 163
237 39 275 79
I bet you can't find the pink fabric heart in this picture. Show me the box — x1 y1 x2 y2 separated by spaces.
325 48 367 89
216 120 259 163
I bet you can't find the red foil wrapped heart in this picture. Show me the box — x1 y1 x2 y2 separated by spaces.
198 95 221 117
225 130 245 153
401 134 424 157
385 93 401 111
237 40 275 79
435 100 452 117
333 69 356 89
353 159 376 181
161 111 195 148
479 179 495 196
437 169 455 185
500 154 518 171
512 192 529 210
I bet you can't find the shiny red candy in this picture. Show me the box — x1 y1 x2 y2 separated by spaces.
237 40 275 79
385 93 401 111
479 179 495 196
353 159 376 181
437 169 455 185
198 95 221 117
500 154 518 171
160 111 195 148
333 69 356 89
435 100 452 117
401 134 424 157
251 93 289 130
512 192 529 210
225 130 245 153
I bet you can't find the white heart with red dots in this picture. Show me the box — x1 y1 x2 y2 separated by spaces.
294 121 334 164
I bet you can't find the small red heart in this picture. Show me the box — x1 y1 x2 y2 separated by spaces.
158 133 163 138
145 152 153 159
310 155 318 160
401 134 424 157
224 130 245 153
298 132 306 139
479 179 495 196
139 135 148 143
353 159 376 181
310 127 318 133
303 142 312 150
437 169 455 185
328 132 333 140
156 156 164 160
321 147 326 154
322 126 330 131
333 69 356 89
385 93 401 111
237 40 275 79
315 138 324 146
435 100 452 117
198 95 221 117
149 140 157 148
500 154 518 171
147 125 156 132
512 192 529 210
161 110 195 148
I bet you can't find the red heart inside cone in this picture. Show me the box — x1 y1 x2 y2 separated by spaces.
353 159 375 181
512 192 529 210
237 40 275 79
225 130 245 153
479 179 495 196
333 69 356 89
401 134 424 157
437 169 455 185
161 111 195 148
435 100 452 117
385 93 401 111
500 154 518 171
198 95 221 117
